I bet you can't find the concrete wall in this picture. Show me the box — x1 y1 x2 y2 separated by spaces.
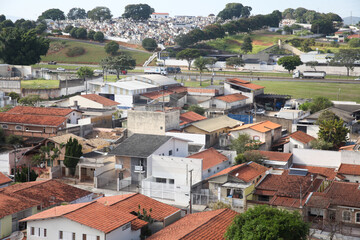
94 161 116 188
0 80 21 94
292 149 341 168
165 132 206 146
0 215 12 239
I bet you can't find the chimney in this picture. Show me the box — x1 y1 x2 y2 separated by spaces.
74 100 79 110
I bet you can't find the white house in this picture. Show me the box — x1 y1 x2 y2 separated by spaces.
151 13 170 19
224 78 264 104
273 130 315 153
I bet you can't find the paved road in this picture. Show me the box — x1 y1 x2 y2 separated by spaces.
47 36 149 53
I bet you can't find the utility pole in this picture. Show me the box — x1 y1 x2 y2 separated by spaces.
189 169 193 214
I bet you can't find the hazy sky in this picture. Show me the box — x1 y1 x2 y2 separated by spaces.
2 0 360 21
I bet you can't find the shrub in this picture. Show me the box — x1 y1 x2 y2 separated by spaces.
66 47 85 57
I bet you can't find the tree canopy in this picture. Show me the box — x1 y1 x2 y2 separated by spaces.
277 56 303 73
64 137 82 175
100 54 136 79
331 49 360 76
105 41 120 55
226 57 245 69
87 7 112 21
93 31 104 42
188 105 205 116
309 96 333 113
142 38 157 51
176 49 201 70
230 133 260 155
241 36 253 54
225 205 309 240
67 8 87 20
311 18 336 35
122 4 154 21
0 28 49 65
38 8 65 21
77 67 94 79
194 57 216 85
318 119 349 150
217 3 252 20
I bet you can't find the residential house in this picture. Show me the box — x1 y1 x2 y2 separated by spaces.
127 109 180 136
179 111 207 129
224 78 265 104
23 193 181 240
184 115 242 148
292 164 342 181
109 134 188 191
151 12 170 19
338 164 360 183
249 169 327 212
305 181 360 237
198 93 249 117
207 162 269 210
0 91 14 108
186 88 218 105
256 150 293 169
229 121 282 151
272 130 315 153
0 172 12 188
148 209 238 240
0 179 93 239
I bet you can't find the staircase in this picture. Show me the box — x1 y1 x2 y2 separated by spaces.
143 52 158 67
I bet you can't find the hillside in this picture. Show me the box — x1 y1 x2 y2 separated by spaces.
41 39 151 65
343 16 360 25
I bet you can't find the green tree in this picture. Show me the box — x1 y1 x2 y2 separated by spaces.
0 105 13 112
0 28 49 65
316 110 339 124
299 102 312 111
8 92 20 102
18 95 41 106
176 49 201 70
93 31 104 42
75 28 87 39
77 67 94 79
35 23 47 34
63 137 82 175
142 38 157 51
203 24 225 40
105 41 119 55
310 139 333 150
100 54 136 79
225 205 309 240
67 8 87 20
348 38 360 48
226 57 245 69
64 25 74 33
15 166 38 182
331 49 360 76
38 8 65 21
87 30 96 40
318 119 349 149
217 3 252 20
309 96 333 113
6 134 24 146
122 4 154 21
277 56 303 73
241 36 253 54
193 57 215 85
87 7 112 21
235 150 264 165
311 18 335 35
188 105 205 116
0 15 5 23
230 133 260 155
33 144 63 167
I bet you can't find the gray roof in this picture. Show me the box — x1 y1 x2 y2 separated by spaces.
109 134 172 158
333 104 360 113
306 107 355 123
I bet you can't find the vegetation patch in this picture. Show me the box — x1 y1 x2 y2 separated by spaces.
66 47 86 57
21 79 60 89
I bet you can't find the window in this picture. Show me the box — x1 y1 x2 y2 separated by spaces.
15 125 22 130
356 213 360 223
83 234 87 240
156 178 166 183
168 150 172 156
233 189 243 199
294 144 298 149
176 148 179 152
258 195 270 202
208 169 211 173
343 211 351 222
2 124 8 129
31 227 34 235
59 231 63 239
169 179 174 184
160 126 163 130
97 237 100 240
73 232 76 240
26 127 29 131
44 228 47 237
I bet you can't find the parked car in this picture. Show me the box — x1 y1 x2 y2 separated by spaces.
250 108 265 115
48 61 57 65
56 67 65 72
355 77 360 81
93 69 103 73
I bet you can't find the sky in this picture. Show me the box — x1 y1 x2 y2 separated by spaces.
1 0 360 21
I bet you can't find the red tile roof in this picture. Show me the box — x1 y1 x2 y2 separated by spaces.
289 131 315 144
0 192 39 219
0 113 67 127
180 111 207 126
338 164 360 176
292 164 338 180
255 150 292 162
7 106 76 117
148 209 238 240
226 78 265 90
80 94 119 106
215 93 248 103
187 88 217 94
141 90 173 100
230 121 281 133
307 182 360 208
168 86 188 93
188 148 228 170
0 172 12 185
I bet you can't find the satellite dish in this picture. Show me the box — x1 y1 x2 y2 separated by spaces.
9 231 24 240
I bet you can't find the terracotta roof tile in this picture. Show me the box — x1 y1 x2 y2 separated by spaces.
0 192 39 219
148 209 238 240
292 164 338 180
215 93 248 103
180 111 207 126
226 78 265 90
339 145 356 151
187 88 217 94
141 90 173 100
131 218 148 231
338 164 360 176
80 94 119 106
7 106 76 116
229 162 268 182
0 113 67 127
256 150 292 162
230 121 281 133
289 131 315 144
0 172 12 185
188 148 228 170
168 86 188 93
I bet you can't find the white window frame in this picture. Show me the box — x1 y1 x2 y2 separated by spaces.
15 125 22 130
342 210 351 222
2 124 8 129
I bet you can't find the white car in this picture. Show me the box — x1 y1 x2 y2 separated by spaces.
57 67 65 71
355 77 360 81
40 68 49 72
93 69 103 74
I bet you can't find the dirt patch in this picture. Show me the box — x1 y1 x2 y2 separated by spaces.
252 40 273 46
226 39 242 46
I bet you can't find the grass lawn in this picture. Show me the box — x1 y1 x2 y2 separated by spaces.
41 39 151 65
21 80 60 89
256 81 360 103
